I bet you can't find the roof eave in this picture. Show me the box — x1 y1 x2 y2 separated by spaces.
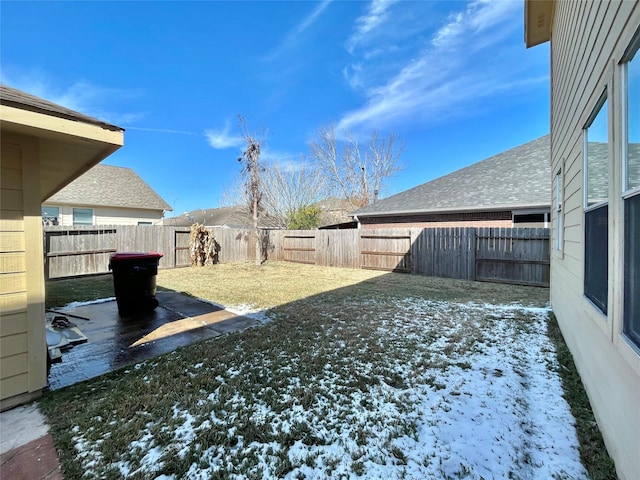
355 203 551 218
524 0 554 48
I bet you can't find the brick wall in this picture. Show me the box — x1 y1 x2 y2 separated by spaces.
361 219 513 229
358 211 514 229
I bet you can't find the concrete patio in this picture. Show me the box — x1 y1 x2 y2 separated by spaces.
1 290 260 479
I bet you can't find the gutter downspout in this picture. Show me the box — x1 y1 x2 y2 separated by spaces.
353 214 361 229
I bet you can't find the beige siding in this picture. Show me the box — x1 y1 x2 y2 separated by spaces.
549 2 640 479
94 207 165 225
43 204 165 226
1 136 47 410
0 141 29 404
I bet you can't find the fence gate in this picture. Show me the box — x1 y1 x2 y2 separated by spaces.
360 232 411 272
283 233 316 264
174 230 191 267
474 228 550 287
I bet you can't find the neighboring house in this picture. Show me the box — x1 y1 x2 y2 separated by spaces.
315 197 360 228
165 206 280 229
525 2 639 479
352 136 551 229
43 164 172 226
0 84 124 409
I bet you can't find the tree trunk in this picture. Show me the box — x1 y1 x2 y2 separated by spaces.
253 197 260 265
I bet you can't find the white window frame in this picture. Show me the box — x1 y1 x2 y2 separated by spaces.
72 208 94 226
583 92 609 316
622 30 640 199
621 29 640 351
555 169 563 251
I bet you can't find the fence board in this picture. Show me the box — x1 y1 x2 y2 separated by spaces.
475 227 550 286
360 228 411 272
283 231 316 264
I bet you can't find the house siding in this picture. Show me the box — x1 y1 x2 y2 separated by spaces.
42 204 165 226
0 136 47 410
549 1 640 479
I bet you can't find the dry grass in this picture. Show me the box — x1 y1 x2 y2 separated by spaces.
41 263 613 478
156 261 550 310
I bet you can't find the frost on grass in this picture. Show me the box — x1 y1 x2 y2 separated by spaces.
71 299 587 479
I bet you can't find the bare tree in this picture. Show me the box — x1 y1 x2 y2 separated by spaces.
260 159 327 228
308 125 404 207
237 116 264 265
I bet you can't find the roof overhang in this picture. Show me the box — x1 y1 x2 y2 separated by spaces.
0 103 124 201
524 0 554 48
355 203 551 219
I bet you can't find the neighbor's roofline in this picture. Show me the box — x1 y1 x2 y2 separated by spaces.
42 199 172 211
355 203 551 218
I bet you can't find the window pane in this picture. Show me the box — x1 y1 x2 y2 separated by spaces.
73 208 93 225
42 206 59 226
628 54 640 191
624 194 640 348
586 99 609 206
584 205 608 314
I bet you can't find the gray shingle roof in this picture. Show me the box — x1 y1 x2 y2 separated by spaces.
0 84 123 132
355 135 551 217
165 206 280 229
46 164 172 211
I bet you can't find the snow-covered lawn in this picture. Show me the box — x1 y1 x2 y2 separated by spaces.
57 295 588 480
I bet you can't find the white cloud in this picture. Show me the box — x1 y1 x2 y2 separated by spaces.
125 126 196 136
342 63 364 89
294 0 333 36
336 0 535 135
265 0 334 61
346 0 398 54
205 122 244 149
432 0 519 48
260 147 300 164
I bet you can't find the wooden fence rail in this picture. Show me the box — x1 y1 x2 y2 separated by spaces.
43 225 549 286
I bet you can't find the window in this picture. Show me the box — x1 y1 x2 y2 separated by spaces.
623 33 640 349
72 208 93 226
42 206 59 226
556 170 563 251
513 213 546 224
584 94 609 315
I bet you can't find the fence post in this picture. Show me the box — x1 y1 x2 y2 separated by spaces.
469 228 476 281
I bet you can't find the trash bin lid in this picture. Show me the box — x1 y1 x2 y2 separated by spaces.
110 252 163 261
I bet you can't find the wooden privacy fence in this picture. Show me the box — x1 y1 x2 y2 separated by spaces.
43 225 270 278
44 225 195 278
276 227 550 287
44 225 549 287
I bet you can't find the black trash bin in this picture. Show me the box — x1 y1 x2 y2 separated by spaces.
109 252 163 316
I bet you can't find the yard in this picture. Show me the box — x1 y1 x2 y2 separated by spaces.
42 262 614 479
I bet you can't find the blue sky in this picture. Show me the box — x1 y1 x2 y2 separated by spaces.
1 0 549 216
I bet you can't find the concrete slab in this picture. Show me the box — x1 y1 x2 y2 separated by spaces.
0 291 260 480
47 291 254 390
0 403 48 455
